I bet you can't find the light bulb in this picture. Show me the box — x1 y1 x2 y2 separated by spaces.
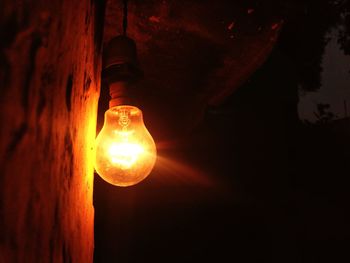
95 105 157 186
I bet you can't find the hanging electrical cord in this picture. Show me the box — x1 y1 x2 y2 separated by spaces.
122 0 128 36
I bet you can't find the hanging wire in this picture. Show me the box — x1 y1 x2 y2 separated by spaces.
122 0 128 36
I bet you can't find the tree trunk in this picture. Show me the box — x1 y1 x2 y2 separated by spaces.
0 1 104 262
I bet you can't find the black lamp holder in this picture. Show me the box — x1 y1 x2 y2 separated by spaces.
102 35 143 108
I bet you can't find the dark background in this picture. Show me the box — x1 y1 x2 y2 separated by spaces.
94 1 350 262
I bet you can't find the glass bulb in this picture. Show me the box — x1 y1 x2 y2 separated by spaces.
95 105 157 186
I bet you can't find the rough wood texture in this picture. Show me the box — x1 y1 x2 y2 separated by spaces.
0 1 104 262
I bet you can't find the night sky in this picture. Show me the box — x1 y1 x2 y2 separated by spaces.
299 26 350 122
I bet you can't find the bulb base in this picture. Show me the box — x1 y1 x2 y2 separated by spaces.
109 82 136 108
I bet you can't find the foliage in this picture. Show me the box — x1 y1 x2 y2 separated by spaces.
313 103 337 124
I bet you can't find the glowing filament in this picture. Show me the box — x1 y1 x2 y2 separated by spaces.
108 142 144 169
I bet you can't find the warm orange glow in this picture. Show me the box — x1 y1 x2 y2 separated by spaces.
95 106 157 186
108 142 144 168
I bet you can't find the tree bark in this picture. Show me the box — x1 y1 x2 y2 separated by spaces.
0 1 104 262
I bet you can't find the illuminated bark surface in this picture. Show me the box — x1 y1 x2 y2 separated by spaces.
0 1 104 262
